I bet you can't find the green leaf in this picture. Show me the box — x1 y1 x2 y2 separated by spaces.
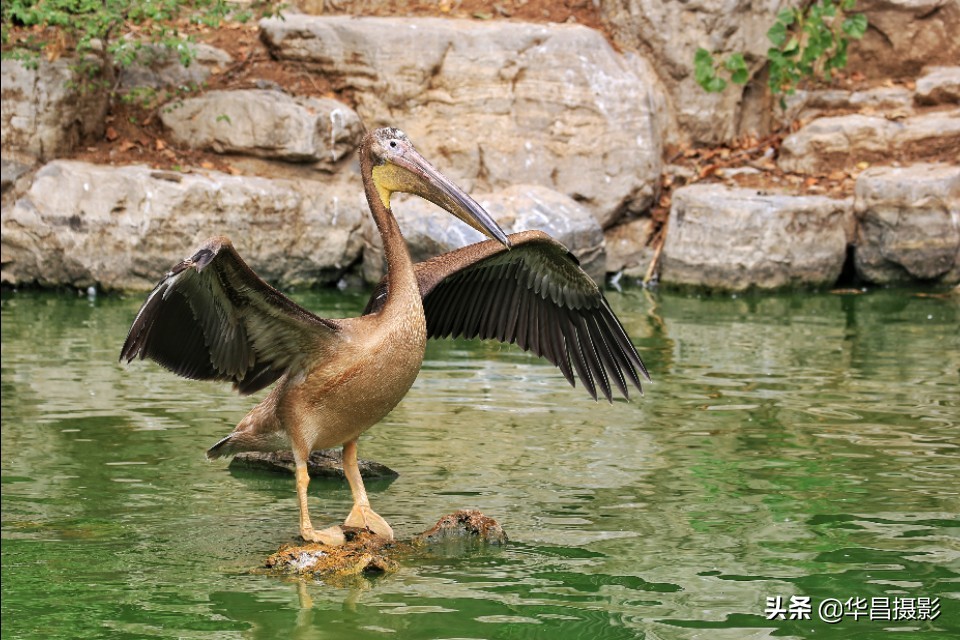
842 13 868 39
776 8 796 25
767 21 788 47
704 76 727 93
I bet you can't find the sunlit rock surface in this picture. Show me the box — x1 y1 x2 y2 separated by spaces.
845 0 960 79
260 15 662 227
599 0 795 145
915 66 960 106
1 58 108 162
0 161 365 291
854 163 960 285
160 90 363 167
661 184 852 290
778 110 960 175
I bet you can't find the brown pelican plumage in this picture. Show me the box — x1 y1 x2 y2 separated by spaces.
120 127 649 545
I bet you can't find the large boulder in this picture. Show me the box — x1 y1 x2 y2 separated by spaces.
661 184 852 290
361 184 606 284
159 89 363 168
260 15 663 228
1 58 108 162
1 161 366 291
846 0 960 79
599 0 797 145
778 110 960 175
853 163 960 284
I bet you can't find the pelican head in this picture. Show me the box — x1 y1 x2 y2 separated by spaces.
364 127 511 248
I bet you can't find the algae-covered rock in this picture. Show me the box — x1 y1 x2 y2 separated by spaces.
415 509 508 546
265 510 507 580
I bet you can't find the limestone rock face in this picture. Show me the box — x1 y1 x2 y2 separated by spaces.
260 15 662 227
361 185 606 284
1 161 366 291
117 41 233 92
1 58 108 162
604 217 655 278
160 89 363 167
854 163 960 284
778 110 960 175
846 0 960 79
915 66 960 106
599 0 795 145
661 184 852 290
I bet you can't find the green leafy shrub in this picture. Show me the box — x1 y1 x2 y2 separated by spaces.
695 0 868 102
2 1 280 92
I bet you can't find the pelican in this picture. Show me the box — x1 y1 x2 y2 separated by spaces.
120 127 649 545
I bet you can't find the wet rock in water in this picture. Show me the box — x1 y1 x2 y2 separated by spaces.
415 509 509 546
266 530 400 578
265 510 507 579
230 449 398 479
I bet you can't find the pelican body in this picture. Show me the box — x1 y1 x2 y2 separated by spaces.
121 127 649 545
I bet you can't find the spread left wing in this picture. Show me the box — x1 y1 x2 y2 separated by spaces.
120 236 339 395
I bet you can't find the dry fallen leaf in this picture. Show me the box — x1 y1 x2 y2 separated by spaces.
118 140 137 152
105 126 119 142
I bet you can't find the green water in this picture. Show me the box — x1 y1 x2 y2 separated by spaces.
2 286 958 639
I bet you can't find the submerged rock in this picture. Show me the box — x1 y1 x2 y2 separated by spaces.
415 509 508 546
230 449 398 479
265 510 507 580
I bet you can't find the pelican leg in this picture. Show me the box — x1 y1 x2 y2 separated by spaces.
342 439 394 540
296 460 346 546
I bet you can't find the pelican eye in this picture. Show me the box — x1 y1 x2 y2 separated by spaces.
389 140 398 149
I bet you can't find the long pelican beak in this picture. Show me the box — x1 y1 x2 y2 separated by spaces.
373 145 511 249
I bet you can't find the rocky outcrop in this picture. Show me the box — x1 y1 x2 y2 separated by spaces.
915 66 960 106
599 0 795 145
778 110 960 175
160 89 363 167
362 184 606 284
1 58 109 162
853 163 960 284
782 86 915 124
1 161 365 291
661 185 852 290
846 0 960 79
260 15 663 227
118 41 232 92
